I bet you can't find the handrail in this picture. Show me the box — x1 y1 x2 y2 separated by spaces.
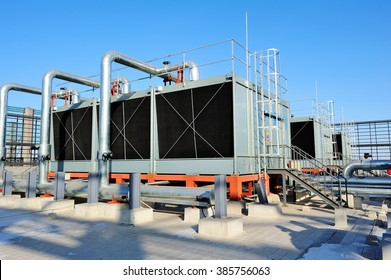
286 144 343 207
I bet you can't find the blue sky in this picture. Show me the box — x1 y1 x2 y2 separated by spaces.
0 0 390 122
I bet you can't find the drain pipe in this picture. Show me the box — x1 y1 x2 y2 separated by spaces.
99 51 199 189
0 83 42 173
39 70 100 185
342 160 391 179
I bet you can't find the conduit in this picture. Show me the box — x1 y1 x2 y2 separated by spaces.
39 70 100 185
0 83 42 172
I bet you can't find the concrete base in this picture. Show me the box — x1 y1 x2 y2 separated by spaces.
382 231 391 260
247 203 282 218
267 193 281 203
302 206 311 212
227 201 245 216
347 194 362 209
382 200 390 212
13 197 74 213
0 195 22 207
75 203 153 225
74 202 107 218
198 217 243 238
105 204 154 225
184 207 213 223
334 208 348 228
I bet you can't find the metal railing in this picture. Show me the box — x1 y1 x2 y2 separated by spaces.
287 145 345 207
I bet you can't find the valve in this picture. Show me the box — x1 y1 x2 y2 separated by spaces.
102 151 112 162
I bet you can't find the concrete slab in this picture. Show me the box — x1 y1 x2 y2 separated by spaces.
247 203 282 218
13 197 74 213
184 207 213 223
0 195 22 207
198 217 243 238
74 202 107 219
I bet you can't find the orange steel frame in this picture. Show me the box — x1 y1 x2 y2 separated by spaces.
47 172 270 200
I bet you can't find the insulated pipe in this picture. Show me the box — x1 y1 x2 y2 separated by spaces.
0 83 42 173
39 70 100 185
52 88 80 104
111 77 130 94
99 51 199 188
12 179 214 204
342 160 391 179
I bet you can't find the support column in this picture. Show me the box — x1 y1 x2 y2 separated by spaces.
87 172 99 204
54 172 65 200
2 171 13 196
129 173 140 209
228 175 242 200
215 175 227 218
26 170 37 198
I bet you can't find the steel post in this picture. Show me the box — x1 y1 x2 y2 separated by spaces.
214 174 227 218
129 173 141 209
87 172 99 204
54 172 65 200
2 171 13 196
26 170 37 198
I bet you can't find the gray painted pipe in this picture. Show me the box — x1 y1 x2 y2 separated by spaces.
39 70 100 185
0 83 42 172
98 51 199 189
52 88 80 104
111 77 130 94
342 160 391 179
13 179 214 204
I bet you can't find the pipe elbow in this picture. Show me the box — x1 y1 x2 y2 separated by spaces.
185 60 199 81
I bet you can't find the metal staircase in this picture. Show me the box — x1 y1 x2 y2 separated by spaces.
268 145 344 209
267 168 340 208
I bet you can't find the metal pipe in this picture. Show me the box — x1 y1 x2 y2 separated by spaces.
99 51 199 189
0 83 41 172
52 88 80 104
111 77 130 94
39 70 100 185
342 160 391 179
12 179 214 204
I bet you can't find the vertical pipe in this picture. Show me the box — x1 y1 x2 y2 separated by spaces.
0 84 41 173
150 87 155 174
39 71 99 185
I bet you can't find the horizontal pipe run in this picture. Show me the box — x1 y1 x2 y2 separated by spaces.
12 180 214 205
342 160 391 179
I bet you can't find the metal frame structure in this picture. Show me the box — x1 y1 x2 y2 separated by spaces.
4 107 41 166
335 119 391 160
